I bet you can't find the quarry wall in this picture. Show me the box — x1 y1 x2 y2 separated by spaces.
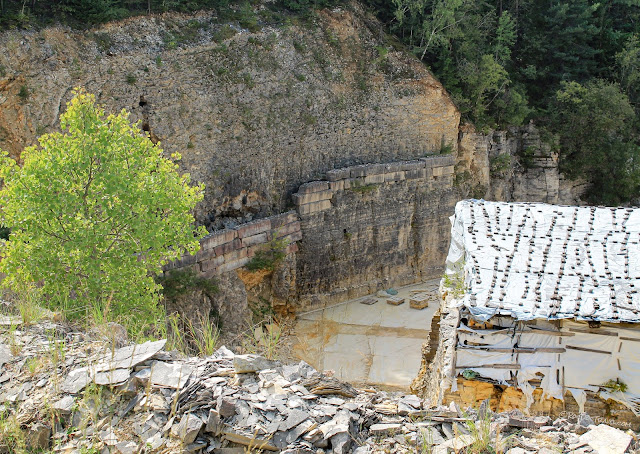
0 7 587 331
293 155 456 309
0 6 460 231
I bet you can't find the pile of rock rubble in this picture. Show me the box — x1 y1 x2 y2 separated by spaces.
1 319 639 453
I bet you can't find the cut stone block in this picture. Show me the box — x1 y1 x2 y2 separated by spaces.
218 257 250 273
235 219 271 238
329 180 345 191
386 296 405 306
282 230 303 244
223 248 248 262
298 200 331 216
349 165 368 178
241 232 268 248
274 221 301 238
201 229 237 252
199 256 225 273
270 211 298 228
423 155 455 167
405 169 427 180
298 181 330 194
292 189 333 205
410 293 430 310
359 297 377 305
326 168 351 181
399 160 426 171
433 165 454 177
384 171 406 182
213 238 242 256
365 163 387 175
363 174 385 185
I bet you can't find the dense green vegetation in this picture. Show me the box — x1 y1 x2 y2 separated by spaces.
369 0 640 204
0 90 205 337
1 0 639 203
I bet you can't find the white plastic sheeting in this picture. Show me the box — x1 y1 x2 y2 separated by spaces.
447 200 640 323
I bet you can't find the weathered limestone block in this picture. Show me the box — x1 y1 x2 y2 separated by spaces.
406 168 427 180
218 257 251 273
235 219 271 239
177 254 197 268
432 165 454 177
298 181 330 194
199 256 225 273
399 160 425 171
423 155 455 167
285 243 299 254
386 296 405 306
343 178 364 189
292 190 334 205
240 232 268 248
274 222 301 238
213 238 242 256
326 168 351 181
363 174 385 184
200 229 237 252
384 171 406 182
329 180 345 191
298 200 332 215
270 211 298 229
349 166 369 178
223 248 248 263
281 230 303 244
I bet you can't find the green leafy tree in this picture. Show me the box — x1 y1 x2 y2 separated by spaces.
552 79 639 204
0 90 206 336
616 34 640 109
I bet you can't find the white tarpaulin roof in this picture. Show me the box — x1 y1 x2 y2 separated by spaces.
447 200 640 323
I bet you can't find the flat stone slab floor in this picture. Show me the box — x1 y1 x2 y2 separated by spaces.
292 280 440 390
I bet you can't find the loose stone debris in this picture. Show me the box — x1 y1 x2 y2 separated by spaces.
1 320 639 453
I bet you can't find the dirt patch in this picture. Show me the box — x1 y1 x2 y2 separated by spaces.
236 267 271 289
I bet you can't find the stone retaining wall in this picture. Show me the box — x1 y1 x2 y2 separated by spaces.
168 154 457 311
165 211 301 276
293 154 457 309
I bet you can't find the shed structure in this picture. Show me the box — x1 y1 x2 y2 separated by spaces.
421 200 640 429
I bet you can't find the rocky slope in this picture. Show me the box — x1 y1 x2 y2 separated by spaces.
1 318 637 453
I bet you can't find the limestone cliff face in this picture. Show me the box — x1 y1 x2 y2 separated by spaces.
0 6 460 230
456 123 587 205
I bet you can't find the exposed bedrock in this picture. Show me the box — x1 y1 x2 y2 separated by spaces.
0 5 585 333
0 5 459 230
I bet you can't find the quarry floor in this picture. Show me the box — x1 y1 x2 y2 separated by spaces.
291 279 440 390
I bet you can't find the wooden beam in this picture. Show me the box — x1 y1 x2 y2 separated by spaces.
522 328 575 337
456 364 521 370
565 345 611 354
458 346 566 353
569 327 619 337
